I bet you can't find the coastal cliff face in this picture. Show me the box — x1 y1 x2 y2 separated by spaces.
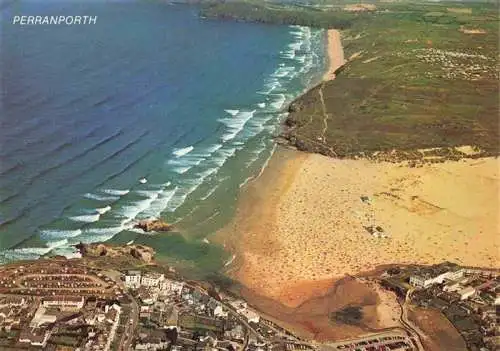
200 2 357 29
134 219 173 233
76 243 155 264
283 74 498 162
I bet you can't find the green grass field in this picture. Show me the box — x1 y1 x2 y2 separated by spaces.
280 1 499 160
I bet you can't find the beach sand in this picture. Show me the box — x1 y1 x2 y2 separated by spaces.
323 29 345 81
218 148 500 307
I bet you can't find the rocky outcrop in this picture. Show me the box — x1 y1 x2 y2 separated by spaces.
75 243 155 264
134 219 173 233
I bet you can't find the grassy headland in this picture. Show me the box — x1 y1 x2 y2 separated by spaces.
201 0 499 160
212 0 499 310
283 1 499 160
200 0 366 29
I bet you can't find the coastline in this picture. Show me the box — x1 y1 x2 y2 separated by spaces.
217 28 500 311
219 147 500 307
322 29 345 81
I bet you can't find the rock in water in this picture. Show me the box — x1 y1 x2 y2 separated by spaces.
134 219 172 232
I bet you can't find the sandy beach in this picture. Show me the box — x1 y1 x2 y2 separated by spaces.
322 29 345 81
218 148 500 307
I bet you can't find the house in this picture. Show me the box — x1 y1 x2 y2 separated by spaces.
443 280 462 292
159 279 184 295
125 270 142 288
214 305 228 318
19 328 51 347
30 305 57 327
141 273 165 288
0 296 26 307
135 339 170 350
137 288 156 305
459 286 476 300
410 268 464 288
240 308 260 323
42 296 85 310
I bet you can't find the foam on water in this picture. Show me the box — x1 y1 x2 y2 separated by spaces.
136 189 161 198
0 247 53 263
200 185 218 200
220 110 256 142
206 144 223 153
140 187 177 218
172 145 194 157
269 94 286 110
165 183 200 212
84 193 119 202
211 147 237 167
3 23 326 261
118 195 159 221
103 189 130 196
76 226 126 244
69 213 101 223
224 109 239 116
39 228 83 240
96 205 112 215
51 246 82 259
172 166 191 174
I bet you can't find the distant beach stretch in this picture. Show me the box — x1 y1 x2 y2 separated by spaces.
323 29 345 81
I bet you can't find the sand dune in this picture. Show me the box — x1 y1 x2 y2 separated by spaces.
219 148 500 306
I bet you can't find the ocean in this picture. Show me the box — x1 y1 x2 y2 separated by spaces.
0 0 325 271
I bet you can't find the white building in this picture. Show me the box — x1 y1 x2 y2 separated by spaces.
141 273 165 288
410 269 464 288
30 306 57 328
459 287 476 300
125 270 142 288
240 308 260 323
135 341 170 350
160 279 184 295
42 296 85 310
19 329 51 347
214 305 228 318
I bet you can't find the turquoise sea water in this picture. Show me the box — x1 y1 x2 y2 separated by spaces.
0 1 325 270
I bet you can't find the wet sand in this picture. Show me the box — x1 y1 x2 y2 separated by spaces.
323 29 345 81
218 148 500 307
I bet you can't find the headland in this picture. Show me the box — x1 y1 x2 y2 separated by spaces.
215 1 500 344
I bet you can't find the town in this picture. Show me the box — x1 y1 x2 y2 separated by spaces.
0 256 318 350
382 262 499 351
0 254 497 351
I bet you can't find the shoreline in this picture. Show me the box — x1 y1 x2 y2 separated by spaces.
322 29 345 81
216 26 499 316
219 147 499 308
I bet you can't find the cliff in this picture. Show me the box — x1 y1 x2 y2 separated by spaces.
75 243 155 264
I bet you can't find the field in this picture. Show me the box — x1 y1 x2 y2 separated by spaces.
284 1 499 159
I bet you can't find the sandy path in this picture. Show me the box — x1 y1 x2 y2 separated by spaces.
219 148 500 307
323 29 345 81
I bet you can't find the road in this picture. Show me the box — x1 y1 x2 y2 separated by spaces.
400 289 426 351
104 269 139 351
119 295 139 351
